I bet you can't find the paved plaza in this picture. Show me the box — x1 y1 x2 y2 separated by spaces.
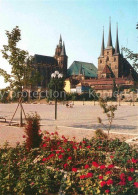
0 102 138 146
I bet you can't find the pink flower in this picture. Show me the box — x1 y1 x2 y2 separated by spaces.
42 143 47 147
100 181 106 187
86 145 91 149
86 172 93 178
58 155 63 159
131 158 137 164
72 168 77 172
68 156 72 160
99 175 103 180
107 179 113 185
119 181 126 186
92 161 99 168
105 189 110 193
84 164 89 169
110 155 114 159
128 176 133 181
130 168 135 172
42 158 47 162
80 175 86 179
106 171 112 175
100 165 106 169
31 182 34 186
134 182 138 188
64 163 68 168
108 164 114 169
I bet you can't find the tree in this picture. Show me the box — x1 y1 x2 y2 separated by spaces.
122 24 138 72
0 26 39 126
97 98 117 138
112 79 117 100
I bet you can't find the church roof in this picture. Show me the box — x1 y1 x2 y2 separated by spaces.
33 54 58 66
102 65 112 74
67 61 97 78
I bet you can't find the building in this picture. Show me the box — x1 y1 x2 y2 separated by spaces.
81 20 138 98
31 35 68 90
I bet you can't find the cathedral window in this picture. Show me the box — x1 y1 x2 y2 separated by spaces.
114 57 116 62
100 59 102 63
107 51 109 55
106 56 109 61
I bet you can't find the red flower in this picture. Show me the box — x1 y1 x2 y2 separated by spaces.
79 145 82 149
92 161 99 168
131 158 137 164
100 181 106 187
134 182 138 188
58 155 63 159
82 141 86 144
84 164 89 169
86 172 93 178
80 175 86 179
62 135 65 139
57 141 61 145
120 173 125 180
86 145 91 149
99 175 103 180
23 135 26 138
119 181 126 186
107 179 113 185
49 153 55 158
56 151 60 154
51 148 54 151
100 165 106 169
106 171 112 175
51 133 54 135
128 176 133 181
55 131 58 135
98 146 101 149
73 146 77 150
72 168 77 172
68 156 72 160
130 168 135 172
108 164 114 169
61 149 65 153
64 163 68 168
42 158 47 162
105 189 110 193
110 155 114 159
67 148 71 151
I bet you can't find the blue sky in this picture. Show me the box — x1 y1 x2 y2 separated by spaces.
0 0 137 88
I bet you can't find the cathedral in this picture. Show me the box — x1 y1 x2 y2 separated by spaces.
81 20 138 97
31 35 68 89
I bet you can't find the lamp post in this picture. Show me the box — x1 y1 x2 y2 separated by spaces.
51 71 63 120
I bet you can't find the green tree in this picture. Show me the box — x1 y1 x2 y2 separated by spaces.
97 98 117 137
0 26 39 126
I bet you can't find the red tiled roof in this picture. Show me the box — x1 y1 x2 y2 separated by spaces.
102 65 112 74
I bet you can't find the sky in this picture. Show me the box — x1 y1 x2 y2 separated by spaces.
0 0 137 88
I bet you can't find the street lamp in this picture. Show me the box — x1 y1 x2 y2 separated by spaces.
51 71 63 120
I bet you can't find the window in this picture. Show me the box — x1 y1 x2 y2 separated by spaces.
106 56 109 61
100 59 102 63
107 52 109 55
114 57 116 62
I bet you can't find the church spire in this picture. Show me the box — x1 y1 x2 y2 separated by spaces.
107 17 113 48
61 41 66 56
100 26 105 56
115 23 120 54
59 34 62 47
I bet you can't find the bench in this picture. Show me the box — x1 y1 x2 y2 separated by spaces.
0 116 6 122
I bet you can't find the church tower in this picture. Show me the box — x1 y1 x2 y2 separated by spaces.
58 42 68 77
55 35 62 60
98 19 122 79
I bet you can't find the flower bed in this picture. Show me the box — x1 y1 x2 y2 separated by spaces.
0 131 137 194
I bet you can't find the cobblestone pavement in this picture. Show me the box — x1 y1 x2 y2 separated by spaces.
0 102 138 146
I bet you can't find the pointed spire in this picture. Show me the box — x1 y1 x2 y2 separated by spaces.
100 26 105 56
59 34 62 47
107 17 113 48
115 23 120 54
61 42 66 56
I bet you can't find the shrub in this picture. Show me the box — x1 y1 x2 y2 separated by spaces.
24 113 42 150
95 129 108 139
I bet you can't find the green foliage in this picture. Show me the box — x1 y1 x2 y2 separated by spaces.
0 89 10 103
0 26 39 92
24 113 42 151
0 132 137 194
